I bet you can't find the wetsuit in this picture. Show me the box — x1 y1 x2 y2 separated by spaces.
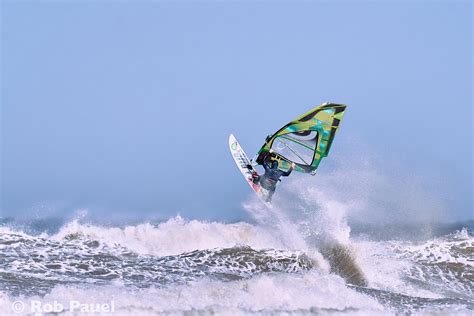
259 160 293 202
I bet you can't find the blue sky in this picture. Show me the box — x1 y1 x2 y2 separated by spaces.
1 1 472 221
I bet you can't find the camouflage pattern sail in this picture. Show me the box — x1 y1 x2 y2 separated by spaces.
255 103 346 174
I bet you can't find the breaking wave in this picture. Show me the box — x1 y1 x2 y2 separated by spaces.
0 215 472 315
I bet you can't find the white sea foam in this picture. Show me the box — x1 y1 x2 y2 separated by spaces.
353 239 444 299
398 228 474 267
0 272 386 315
49 216 284 256
1 218 472 315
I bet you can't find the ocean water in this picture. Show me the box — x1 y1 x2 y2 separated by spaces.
1 175 473 315
1 213 472 315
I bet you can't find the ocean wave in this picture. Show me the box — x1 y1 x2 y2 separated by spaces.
0 219 316 297
0 272 385 315
397 228 473 266
393 228 474 298
1 216 473 314
47 216 285 256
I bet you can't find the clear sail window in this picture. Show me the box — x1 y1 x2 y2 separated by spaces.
271 131 318 165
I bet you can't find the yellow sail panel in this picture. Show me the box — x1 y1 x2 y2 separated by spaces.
255 103 346 174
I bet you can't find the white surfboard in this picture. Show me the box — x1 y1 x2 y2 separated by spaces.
228 134 270 204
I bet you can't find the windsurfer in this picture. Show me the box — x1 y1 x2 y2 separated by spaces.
248 150 295 202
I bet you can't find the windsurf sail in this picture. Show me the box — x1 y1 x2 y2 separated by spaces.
255 103 346 174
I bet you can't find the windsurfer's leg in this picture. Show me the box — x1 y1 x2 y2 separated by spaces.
252 172 260 184
267 189 275 202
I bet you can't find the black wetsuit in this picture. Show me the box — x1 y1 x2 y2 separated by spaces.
259 160 293 201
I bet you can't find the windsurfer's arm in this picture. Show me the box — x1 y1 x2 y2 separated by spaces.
262 150 273 171
262 159 271 171
282 168 292 177
282 163 295 177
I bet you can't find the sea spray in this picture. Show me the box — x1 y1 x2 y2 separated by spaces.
243 174 368 286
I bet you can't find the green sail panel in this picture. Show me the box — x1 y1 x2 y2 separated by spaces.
255 103 346 174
